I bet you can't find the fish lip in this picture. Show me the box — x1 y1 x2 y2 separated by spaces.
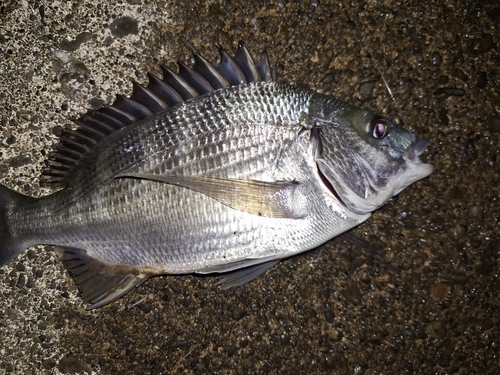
403 135 431 161
412 136 430 156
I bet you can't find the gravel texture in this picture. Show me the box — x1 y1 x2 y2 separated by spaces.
0 0 498 373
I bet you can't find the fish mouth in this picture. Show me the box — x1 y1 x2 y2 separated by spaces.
395 135 433 194
316 134 433 215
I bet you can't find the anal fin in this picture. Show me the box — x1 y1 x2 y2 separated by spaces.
54 247 149 309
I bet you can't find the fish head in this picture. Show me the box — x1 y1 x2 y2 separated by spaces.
310 95 433 215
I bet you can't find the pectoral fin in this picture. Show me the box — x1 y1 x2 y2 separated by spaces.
117 173 304 219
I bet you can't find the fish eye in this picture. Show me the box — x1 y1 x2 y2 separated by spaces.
370 116 388 139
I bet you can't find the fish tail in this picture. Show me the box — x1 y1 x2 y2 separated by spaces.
0 184 29 267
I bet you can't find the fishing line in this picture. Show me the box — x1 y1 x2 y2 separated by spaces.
342 5 407 127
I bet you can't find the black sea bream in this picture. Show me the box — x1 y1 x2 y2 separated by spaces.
0 43 433 308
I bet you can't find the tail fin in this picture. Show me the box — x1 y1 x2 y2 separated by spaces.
0 184 30 267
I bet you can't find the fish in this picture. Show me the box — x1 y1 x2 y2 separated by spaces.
0 42 433 309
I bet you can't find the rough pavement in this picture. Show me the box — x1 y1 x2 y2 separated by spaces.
0 0 498 373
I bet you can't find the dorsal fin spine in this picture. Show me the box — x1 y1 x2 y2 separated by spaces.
72 120 107 139
160 65 198 100
214 47 247 85
81 113 117 133
62 128 99 147
112 95 153 120
146 73 184 107
192 53 229 89
233 43 260 82
54 144 85 158
100 105 137 125
177 62 214 95
130 81 168 113
49 154 78 166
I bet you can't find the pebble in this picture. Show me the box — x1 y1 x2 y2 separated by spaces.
466 33 494 56
8 154 32 168
58 356 91 374
430 283 449 300
231 306 246 320
434 87 465 96
476 71 487 88
319 71 337 85
42 358 56 370
359 81 375 101
398 211 409 220
340 286 362 305
468 205 483 218
490 117 500 133
16 274 26 288
318 49 333 69
59 32 94 52
5 135 16 145
431 52 442 66
449 67 468 82
109 16 139 38
54 50 71 64
15 262 25 271
325 310 334 323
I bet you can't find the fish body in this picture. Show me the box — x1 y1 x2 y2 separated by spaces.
0 44 433 308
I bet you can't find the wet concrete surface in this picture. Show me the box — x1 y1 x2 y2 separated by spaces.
0 0 498 373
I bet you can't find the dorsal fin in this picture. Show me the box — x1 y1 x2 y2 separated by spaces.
40 42 274 188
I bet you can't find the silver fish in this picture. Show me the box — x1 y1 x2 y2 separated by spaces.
0 43 433 309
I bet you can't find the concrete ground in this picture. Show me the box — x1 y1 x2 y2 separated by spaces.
0 0 498 373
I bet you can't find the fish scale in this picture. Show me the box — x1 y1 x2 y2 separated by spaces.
14 84 314 256
0 43 432 309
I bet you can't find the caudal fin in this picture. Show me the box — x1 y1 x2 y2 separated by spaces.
0 184 31 267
